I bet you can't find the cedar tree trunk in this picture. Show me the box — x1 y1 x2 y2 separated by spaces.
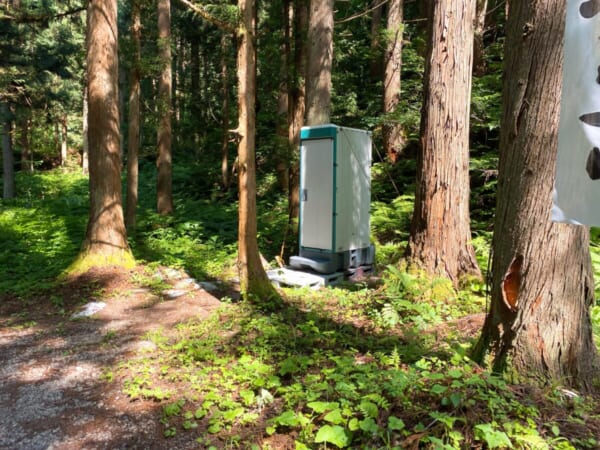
157 0 174 215
305 0 333 125
126 0 141 232
74 0 133 271
1 102 15 199
473 0 597 390
473 0 488 76
221 34 231 191
237 0 279 302
82 84 89 174
407 0 481 284
383 0 405 162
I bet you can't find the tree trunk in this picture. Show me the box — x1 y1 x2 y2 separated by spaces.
1 102 15 199
221 34 230 191
369 0 384 80
287 0 308 222
237 0 279 302
382 0 405 162
276 0 291 193
407 0 481 284
19 111 32 173
305 0 333 125
118 63 126 159
73 0 133 272
473 0 597 390
82 84 89 174
472 0 488 76
60 115 68 167
157 0 173 215
54 122 60 165
190 36 200 144
126 0 141 232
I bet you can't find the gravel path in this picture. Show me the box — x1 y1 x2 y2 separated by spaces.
0 269 223 450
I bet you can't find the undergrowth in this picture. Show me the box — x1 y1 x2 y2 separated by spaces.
116 296 599 449
2 168 600 448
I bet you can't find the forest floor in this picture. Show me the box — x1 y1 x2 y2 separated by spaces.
0 266 226 450
2 265 600 449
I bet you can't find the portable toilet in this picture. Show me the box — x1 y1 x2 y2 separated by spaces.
290 124 375 274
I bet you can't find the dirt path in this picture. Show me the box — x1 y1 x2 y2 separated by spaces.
0 267 224 450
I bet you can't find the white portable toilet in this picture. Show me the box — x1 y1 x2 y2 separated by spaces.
290 124 375 274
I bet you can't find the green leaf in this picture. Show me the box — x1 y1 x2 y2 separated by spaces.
448 368 463 379
307 401 339 414
474 424 512 448
273 410 300 427
222 407 244 422
430 384 448 395
359 400 379 418
359 417 380 434
314 425 351 448
324 408 345 425
388 416 405 431
240 389 255 406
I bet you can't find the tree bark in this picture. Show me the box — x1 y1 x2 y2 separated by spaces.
82 84 89 174
19 111 32 173
60 115 68 167
407 0 481 284
472 0 488 76
237 0 279 302
221 34 230 191
74 0 133 271
157 0 173 215
275 0 291 194
1 102 15 199
305 0 333 125
190 35 200 144
287 0 308 222
369 0 384 80
473 0 597 390
126 0 141 232
382 0 405 162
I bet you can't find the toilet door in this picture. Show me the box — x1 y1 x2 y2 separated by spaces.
300 138 334 251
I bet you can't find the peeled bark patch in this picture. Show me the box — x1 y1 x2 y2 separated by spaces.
501 254 523 312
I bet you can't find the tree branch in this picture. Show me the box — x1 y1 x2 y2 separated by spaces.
0 5 86 23
335 0 391 24
176 0 238 34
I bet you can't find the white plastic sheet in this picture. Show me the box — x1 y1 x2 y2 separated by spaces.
553 0 600 225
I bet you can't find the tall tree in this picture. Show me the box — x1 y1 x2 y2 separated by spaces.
472 0 488 76
220 33 231 191
382 0 404 162
126 0 142 231
287 0 308 221
72 0 134 272
237 0 279 302
369 0 384 79
1 102 15 199
82 82 89 174
305 0 333 125
157 0 174 215
407 0 481 284
18 109 32 173
59 114 67 167
473 0 597 389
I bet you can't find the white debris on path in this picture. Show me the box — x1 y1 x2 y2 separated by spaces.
71 302 107 319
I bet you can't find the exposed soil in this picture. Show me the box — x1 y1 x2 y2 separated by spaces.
0 266 224 450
